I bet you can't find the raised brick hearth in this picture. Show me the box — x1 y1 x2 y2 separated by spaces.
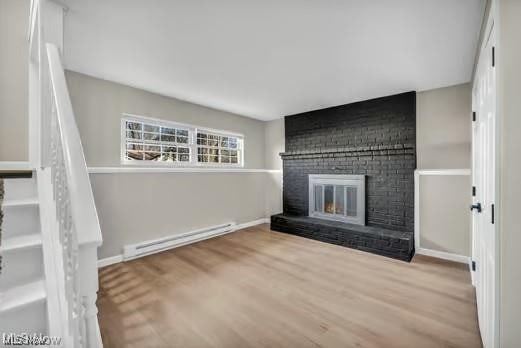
271 91 416 261
271 214 414 261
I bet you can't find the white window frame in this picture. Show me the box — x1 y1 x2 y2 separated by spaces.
121 113 244 168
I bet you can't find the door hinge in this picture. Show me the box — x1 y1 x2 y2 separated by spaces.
491 203 495 224
472 261 476 271
472 111 476 121
472 186 476 196
492 46 495 67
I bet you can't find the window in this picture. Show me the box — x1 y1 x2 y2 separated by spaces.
124 120 191 163
122 115 243 167
196 131 240 164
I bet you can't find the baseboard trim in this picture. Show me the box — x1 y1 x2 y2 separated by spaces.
97 218 270 268
416 247 470 264
97 255 124 268
234 218 270 230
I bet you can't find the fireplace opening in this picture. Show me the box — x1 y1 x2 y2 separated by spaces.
309 175 365 225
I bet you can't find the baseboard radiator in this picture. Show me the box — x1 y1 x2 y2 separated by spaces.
123 222 236 260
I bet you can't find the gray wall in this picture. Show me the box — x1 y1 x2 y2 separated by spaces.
0 0 29 161
264 172 282 218
263 119 284 217
65 71 266 169
91 172 269 259
416 83 472 257
65 71 283 258
419 175 471 256
417 83 472 169
498 0 521 345
264 118 284 170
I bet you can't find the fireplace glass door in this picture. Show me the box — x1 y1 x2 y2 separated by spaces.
309 175 365 225
314 184 356 217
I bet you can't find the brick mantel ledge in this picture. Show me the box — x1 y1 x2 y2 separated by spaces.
280 143 416 159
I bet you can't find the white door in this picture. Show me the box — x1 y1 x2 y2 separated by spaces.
471 22 497 348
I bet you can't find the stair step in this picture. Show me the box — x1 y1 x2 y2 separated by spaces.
0 233 42 253
0 244 44 291
0 299 47 338
0 280 46 314
3 177 37 201
1 202 40 238
2 198 39 207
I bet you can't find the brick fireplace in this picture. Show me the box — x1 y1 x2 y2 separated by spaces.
271 92 416 261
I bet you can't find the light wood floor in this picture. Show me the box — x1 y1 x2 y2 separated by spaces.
97 224 482 348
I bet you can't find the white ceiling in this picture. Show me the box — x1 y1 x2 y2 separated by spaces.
63 0 484 121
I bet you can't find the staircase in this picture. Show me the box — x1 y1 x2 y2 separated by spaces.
0 164 103 347
0 47 103 346
0 1 103 346
0 176 47 337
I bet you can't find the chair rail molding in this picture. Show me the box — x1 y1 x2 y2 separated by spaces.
415 169 472 176
88 167 281 174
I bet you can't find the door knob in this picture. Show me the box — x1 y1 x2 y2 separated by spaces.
470 203 482 213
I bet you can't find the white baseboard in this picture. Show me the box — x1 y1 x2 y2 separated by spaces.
416 247 470 264
97 218 270 268
234 218 269 230
97 255 123 268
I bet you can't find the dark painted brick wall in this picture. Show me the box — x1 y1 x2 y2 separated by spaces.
282 92 416 232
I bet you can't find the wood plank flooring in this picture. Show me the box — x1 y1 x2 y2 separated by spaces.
97 224 482 348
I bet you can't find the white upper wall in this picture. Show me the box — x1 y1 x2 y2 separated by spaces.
63 0 485 121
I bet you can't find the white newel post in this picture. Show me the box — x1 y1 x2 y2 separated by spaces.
79 244 103 347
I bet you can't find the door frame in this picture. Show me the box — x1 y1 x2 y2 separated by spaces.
471 0 501 347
